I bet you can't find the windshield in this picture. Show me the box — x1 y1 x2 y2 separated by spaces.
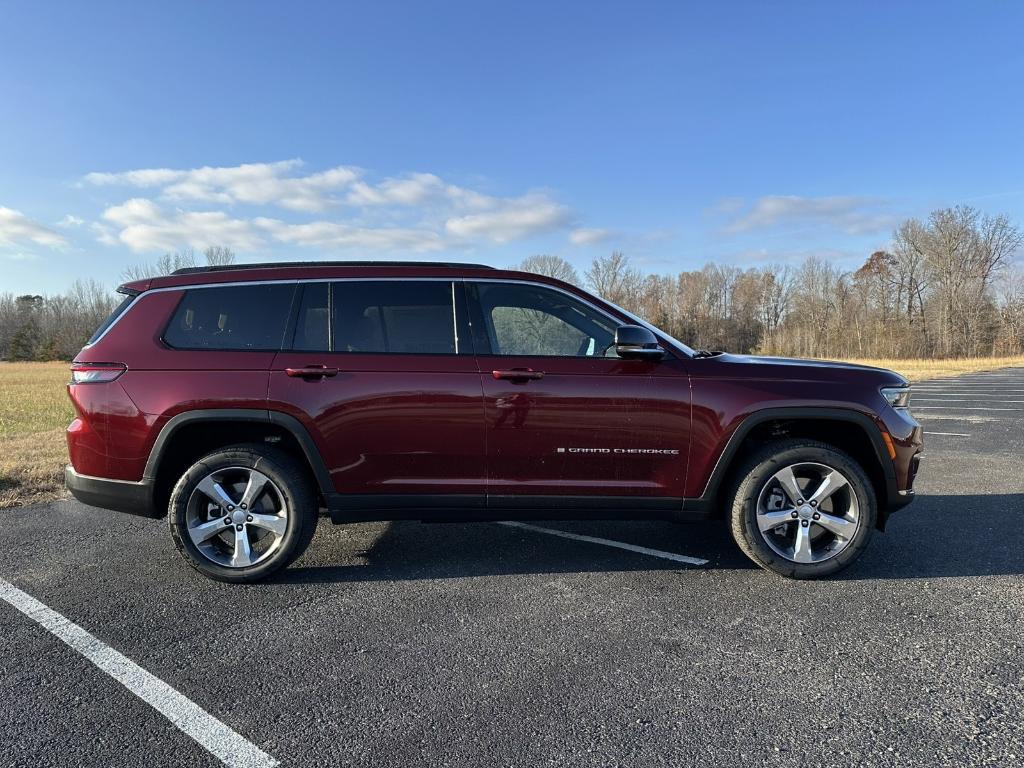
601 299 697 357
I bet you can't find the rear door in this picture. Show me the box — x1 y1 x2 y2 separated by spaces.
269 278 486 511
467 280 691 507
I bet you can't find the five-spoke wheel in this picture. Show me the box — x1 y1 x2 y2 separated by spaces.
186 467 290 568
755 462 860 565
169 445 318 582
728 439 876 578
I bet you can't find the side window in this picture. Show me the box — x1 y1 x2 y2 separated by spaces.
164 283 295 351
474 282 618 357
291 282 330 351
332 281 457 354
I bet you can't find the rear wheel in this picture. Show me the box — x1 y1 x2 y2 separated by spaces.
168 444 318 582
727 439 876 578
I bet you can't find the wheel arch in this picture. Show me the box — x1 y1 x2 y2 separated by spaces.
692 407 897 529
144 409 335 516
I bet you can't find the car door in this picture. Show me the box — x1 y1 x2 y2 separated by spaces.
269 278 486 512
467 280 692 509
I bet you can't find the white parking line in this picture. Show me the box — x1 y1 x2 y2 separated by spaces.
912 406 1024 411
915 389 1024 393
914 398 1024 403
915 414 996 423
496 521 708 566
923 431 970 437
0 579 277 768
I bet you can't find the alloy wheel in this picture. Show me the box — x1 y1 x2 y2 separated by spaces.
185 467 289 568
755 461 861 564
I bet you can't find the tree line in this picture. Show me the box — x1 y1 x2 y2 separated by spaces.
1 207 1021 361
0 247 235 361
520 205 1024 359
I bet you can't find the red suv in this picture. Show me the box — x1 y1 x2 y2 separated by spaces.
65 262 922 582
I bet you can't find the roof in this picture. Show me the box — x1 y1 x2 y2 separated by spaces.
170 260 495 275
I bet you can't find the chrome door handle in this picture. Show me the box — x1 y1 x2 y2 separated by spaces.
492 368 545 381
285 365 340 379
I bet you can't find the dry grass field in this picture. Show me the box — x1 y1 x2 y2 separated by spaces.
0 362 74 509
841 355 1024 382
2 355 1023 509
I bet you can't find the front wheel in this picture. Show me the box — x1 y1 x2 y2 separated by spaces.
728 439 877 579
168 444 318 582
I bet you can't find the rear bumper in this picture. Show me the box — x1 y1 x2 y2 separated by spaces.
64 465 158 518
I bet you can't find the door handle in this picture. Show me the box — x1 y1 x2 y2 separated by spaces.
492 368 545 381
285 365 340 379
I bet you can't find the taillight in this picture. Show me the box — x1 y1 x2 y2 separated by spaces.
70 363 126 384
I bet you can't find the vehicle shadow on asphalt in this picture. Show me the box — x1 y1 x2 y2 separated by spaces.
279 519 737 584
278 493 1024 584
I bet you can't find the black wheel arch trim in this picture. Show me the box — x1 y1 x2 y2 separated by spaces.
143 408 335 498
686 406 900 517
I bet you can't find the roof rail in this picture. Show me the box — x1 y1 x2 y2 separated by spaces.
170 261 497 275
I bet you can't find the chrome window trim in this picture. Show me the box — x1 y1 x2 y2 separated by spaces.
86 274 689 356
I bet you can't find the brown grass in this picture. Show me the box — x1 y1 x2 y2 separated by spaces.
2 354 1023 508
0 362 73 509
838 355 1024 382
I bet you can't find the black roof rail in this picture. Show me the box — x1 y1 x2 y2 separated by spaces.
171 261 497 275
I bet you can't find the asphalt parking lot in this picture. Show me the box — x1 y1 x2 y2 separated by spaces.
2 369 1022 768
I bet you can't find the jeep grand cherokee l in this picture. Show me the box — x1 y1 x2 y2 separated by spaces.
65 261 922 582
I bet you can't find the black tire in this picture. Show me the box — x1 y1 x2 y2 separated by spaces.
168 444 318 583
727 439 876 579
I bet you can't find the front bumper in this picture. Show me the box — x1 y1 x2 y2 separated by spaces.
64 465 158 518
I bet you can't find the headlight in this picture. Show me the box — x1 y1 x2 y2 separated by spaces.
880 386 911 409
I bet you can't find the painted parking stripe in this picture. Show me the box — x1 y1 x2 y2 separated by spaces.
913 394 1024 398
914 398 1024 403
496 521 708 566
914 388 1024 393
912 406 1024 411
923 431 970 437
0 579 277 768
915 414 996 423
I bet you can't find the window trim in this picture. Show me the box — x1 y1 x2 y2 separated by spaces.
160 282 300 353
467 279 635 359
282 278 474 357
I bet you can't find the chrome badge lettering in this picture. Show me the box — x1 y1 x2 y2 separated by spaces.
557 447 680 455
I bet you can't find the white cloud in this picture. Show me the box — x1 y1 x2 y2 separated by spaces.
58 214 84 228
722 195 897 235
569 227 614 246
85 162 576 253
3 251 39 261
255 217 445 252
0 207 67 248
347 173 447 206
85 160 360 212
445 194 570 243
102 198 264 252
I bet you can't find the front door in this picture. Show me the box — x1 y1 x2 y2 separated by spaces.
270 279 486 510
467 280 691 508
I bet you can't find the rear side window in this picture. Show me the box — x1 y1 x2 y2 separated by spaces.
332 281 457 354
86 291 137 345
164 284 296 350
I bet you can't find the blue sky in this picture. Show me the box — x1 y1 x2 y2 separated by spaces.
2 1 1023 294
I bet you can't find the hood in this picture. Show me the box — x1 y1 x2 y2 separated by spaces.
704 352 908 386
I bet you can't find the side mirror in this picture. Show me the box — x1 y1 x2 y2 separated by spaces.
614 325 665 360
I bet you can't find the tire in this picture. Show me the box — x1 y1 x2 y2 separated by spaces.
727 439 876 579
168 444 318 583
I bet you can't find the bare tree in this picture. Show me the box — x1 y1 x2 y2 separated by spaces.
515 254 579 284
585 252 643 308
121 245 238 282
203 245 236 267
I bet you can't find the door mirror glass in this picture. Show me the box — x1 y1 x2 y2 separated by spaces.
614 325 665 360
